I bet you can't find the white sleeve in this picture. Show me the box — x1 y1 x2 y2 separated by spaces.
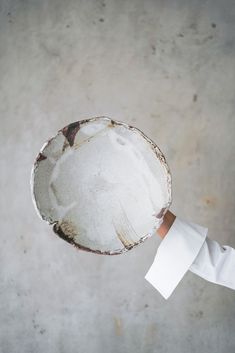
144 217 208 299
189 237 235 289
145 217 235 299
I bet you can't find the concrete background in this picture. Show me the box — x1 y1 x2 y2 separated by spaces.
0 0 235 352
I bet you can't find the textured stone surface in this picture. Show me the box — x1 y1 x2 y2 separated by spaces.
0 0 235 352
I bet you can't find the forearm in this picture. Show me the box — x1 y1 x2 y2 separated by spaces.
153 211 235 296
145 214 208 299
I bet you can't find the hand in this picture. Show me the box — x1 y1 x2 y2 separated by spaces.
157 210 176 239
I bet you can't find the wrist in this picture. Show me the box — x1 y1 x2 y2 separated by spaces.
157 210 176 239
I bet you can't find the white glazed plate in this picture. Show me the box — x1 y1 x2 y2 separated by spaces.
31 117 172 255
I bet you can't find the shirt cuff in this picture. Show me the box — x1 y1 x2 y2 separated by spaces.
144 217 208 299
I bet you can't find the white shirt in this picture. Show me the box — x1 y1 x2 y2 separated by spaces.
145 217 235 299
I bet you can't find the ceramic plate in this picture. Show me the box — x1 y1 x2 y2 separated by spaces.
31 117 172 255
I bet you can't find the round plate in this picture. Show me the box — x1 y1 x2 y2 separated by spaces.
31 117 172 255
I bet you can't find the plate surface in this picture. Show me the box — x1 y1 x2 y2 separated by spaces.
31 117 172 254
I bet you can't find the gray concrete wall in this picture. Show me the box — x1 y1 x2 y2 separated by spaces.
0 0 235 352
